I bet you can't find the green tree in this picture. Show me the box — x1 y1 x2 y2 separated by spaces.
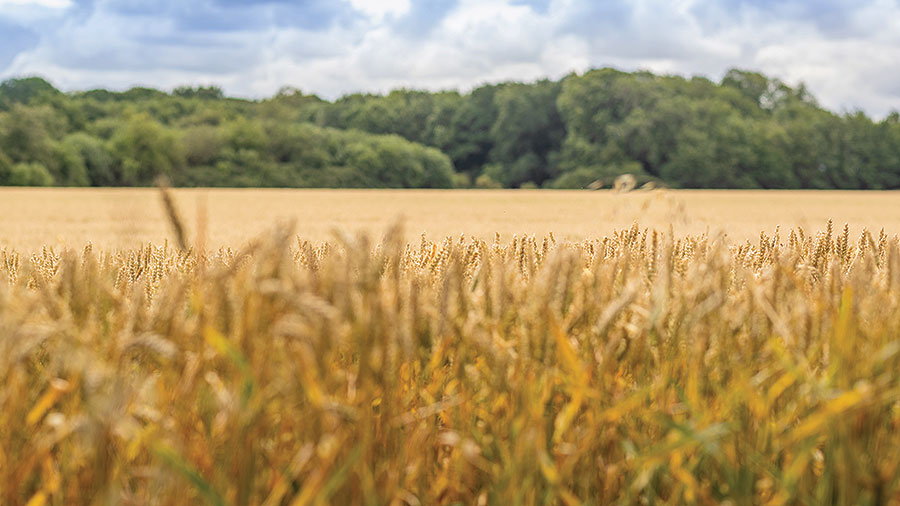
487 80 565 187
0 68 897 190
0 104 66 168
173 85 225 100
437 85 498 175
0 151 12 184
8 162 54 186
181 125 223 166
0 77 61 109
52 139 90 186
110 114 184 185
59 133 116 186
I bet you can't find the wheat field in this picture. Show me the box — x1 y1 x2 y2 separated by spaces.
3 188 900 249
3 189 900 504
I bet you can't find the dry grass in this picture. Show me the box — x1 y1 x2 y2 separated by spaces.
3 218 900 504
4 188 900 249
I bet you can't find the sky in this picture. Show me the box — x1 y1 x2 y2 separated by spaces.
1 0 899 117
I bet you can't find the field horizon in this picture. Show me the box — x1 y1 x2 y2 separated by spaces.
3 187 900 250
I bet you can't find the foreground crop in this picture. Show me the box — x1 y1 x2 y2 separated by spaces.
2 223 900 504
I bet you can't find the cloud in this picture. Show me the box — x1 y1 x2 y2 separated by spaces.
0 19 40 68
348 0 410 20
391 0 459 37
94 0 361 33
509 0 551 15
0 0 72 7
0 0 898 117
692 0 868 37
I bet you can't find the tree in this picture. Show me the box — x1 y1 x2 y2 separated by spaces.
52 138 90 186
436 85 498 175
0 104 65 170
7 162 54 186
181 125 223 166
0 77 61 108
59 133 116 186
173 85 225 100
0 151 11 184
487 80 565 187
110 114 184 185
0 68 896 190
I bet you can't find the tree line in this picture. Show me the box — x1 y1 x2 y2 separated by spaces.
1 69 899 189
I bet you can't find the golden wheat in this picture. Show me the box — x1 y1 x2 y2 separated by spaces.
2 223 900 504
6 188 900 249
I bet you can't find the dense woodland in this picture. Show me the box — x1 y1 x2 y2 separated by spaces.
1 69 899 189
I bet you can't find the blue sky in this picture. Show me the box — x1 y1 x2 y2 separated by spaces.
1 0 898 116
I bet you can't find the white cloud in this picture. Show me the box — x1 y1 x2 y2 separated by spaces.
0 0 71 7
1 0 899 117
0 0 72 25
347 0 411 20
